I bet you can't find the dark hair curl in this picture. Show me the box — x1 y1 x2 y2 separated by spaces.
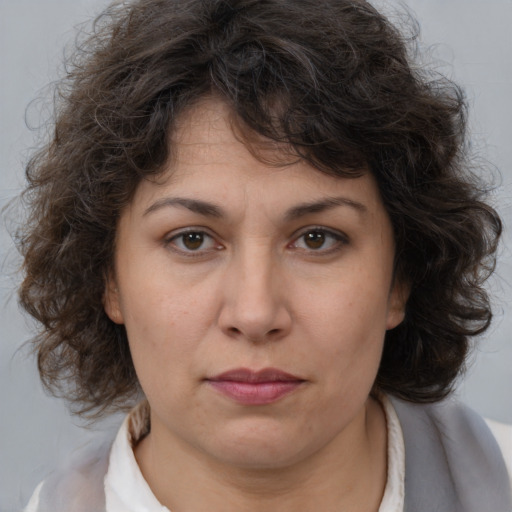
18 0 501 417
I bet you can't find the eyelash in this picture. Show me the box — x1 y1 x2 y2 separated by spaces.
289 227 349 255
164 226 349 258
164 228 223 257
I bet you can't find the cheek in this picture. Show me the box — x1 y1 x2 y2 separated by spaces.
303 268 392 339
122 293 203 410
308 311 385 380
119 271 222 381
124 293 199 352
297 270 390 381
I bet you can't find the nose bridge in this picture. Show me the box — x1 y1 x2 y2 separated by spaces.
219 239 290 341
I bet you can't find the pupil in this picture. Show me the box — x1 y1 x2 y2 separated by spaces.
183 232 203 250
305 231 325 249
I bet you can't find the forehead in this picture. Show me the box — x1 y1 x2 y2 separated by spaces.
170 97 295 169
130 97 385 221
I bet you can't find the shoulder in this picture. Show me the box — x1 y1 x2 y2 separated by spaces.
390 396 505 447
23 436 113 512
389 396 512 511
485 417 512 486
391 397 510 469
24 481 44 512
23 403 149 512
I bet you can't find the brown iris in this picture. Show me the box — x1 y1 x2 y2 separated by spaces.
182 232 204 250
304 231 326 249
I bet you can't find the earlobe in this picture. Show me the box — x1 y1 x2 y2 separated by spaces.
386 280 410 330
103 274 124 325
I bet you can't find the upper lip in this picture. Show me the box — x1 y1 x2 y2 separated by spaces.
208 367 304 383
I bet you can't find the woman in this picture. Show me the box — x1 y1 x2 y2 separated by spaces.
19 0 511 510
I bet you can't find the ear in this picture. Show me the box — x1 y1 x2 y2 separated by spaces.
103 273 124 325
386 279 410 330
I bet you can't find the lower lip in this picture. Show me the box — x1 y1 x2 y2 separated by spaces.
207 380 303 405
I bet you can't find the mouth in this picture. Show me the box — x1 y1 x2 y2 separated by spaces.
205 368 306 405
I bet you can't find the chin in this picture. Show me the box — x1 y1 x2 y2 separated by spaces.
215 445 305 471
205 422 318 470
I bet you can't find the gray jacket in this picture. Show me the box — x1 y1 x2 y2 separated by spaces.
34 398 512 512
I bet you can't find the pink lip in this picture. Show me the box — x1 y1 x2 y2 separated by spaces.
206 368 305 405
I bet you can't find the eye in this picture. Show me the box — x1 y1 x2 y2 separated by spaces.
166 230 222 255
290 227 348 253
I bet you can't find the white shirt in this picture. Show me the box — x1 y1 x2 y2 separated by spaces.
25 397 512 512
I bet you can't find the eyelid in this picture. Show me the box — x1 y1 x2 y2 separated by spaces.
288 226 349 252
164 227 224 256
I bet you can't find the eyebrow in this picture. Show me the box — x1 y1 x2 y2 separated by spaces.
143 195 367 220
144 197 224 217
284 196 367 221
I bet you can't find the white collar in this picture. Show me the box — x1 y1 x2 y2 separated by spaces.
104 396 405 512
105 401 170 512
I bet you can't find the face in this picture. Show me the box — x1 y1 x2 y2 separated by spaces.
104 98 407 470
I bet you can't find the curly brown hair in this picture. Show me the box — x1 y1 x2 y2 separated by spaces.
18 0 501 417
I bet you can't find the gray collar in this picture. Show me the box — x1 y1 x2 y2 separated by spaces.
391 397 512 512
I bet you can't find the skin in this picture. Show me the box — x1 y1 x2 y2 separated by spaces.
104 98 408 512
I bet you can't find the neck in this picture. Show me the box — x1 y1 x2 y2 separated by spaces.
135 398 387 512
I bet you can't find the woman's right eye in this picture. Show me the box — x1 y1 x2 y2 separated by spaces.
166 230 222 255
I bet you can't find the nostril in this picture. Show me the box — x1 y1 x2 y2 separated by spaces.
225 326 282 340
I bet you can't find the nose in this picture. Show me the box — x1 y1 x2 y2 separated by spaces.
217 245 292 342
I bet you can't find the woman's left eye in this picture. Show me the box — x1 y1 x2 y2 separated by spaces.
290 228 348 253
166 230 221 254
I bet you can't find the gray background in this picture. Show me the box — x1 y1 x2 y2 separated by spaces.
1 1 511 510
